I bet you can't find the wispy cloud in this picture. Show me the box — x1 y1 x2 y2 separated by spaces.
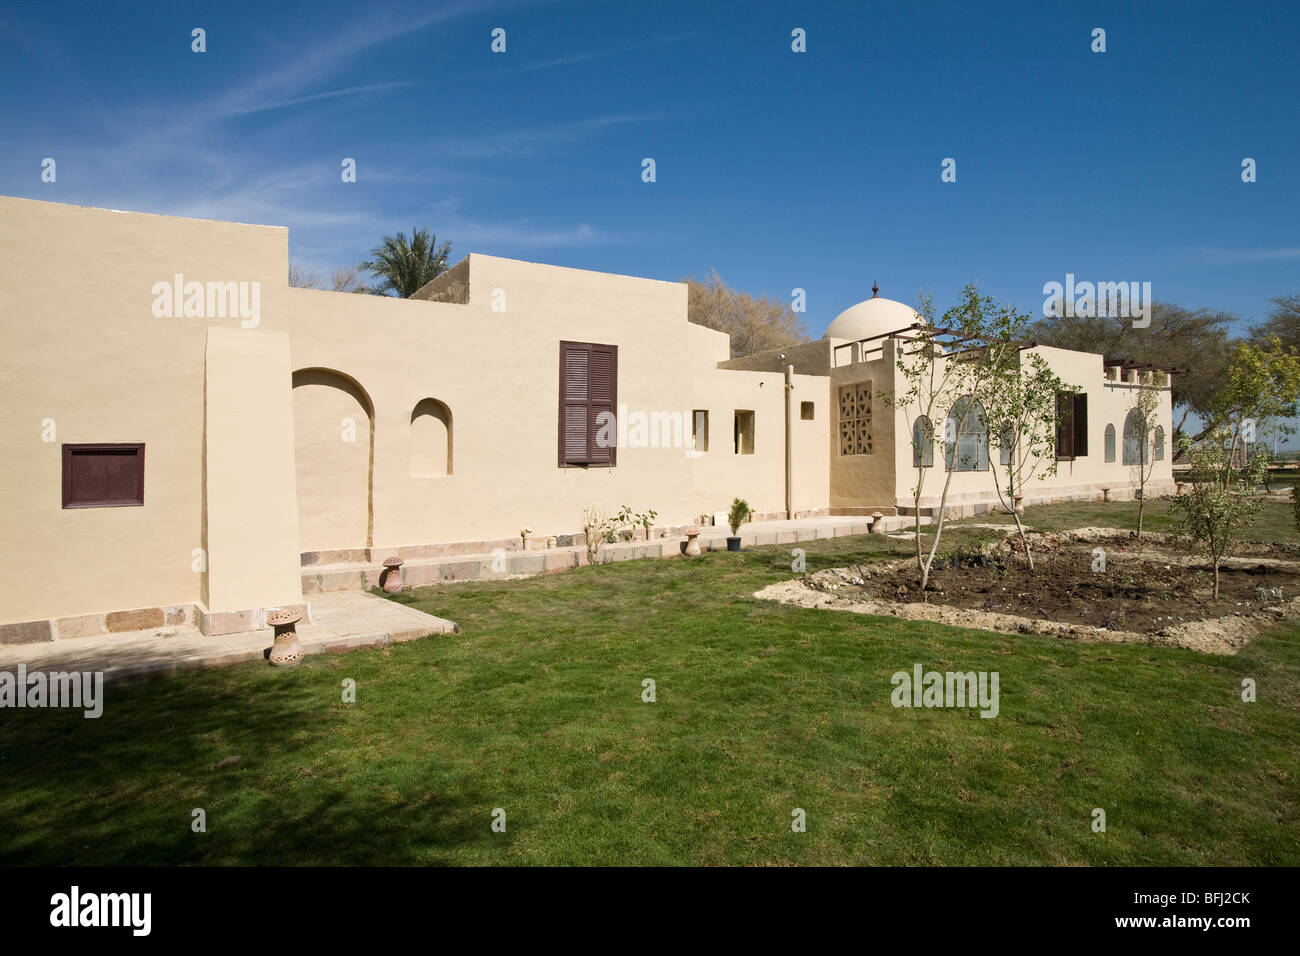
436 112 675 159
1199 247 1300 263
222 81 419 118
394 198 613 249
207 4 474 119
0 0 628 274
514 33 698 73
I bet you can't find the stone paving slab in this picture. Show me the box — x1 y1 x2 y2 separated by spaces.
0 592 457 683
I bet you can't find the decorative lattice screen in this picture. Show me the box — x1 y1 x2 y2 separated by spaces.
838 382 872 455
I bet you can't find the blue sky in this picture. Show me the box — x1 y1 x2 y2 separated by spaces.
1 0 1296 342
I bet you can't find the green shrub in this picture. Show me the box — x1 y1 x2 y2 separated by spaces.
727 498 751 536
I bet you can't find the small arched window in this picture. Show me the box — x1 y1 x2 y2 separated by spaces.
912 416 934 468
410 399 453 476
1122 409 1145 466
1154 426 1165 461
944 397 989 472
1104 423 1116 462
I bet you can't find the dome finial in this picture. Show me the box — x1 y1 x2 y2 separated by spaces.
872 281 879 298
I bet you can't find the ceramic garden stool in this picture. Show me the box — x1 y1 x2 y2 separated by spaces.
380 556 405 594
266 607 305 667
683 527 703 557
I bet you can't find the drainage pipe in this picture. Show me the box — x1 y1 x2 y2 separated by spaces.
784 363 794 520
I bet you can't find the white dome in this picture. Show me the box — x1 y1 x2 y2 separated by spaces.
824 293 921 341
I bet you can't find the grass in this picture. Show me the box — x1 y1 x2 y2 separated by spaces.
0 504 1297 866
949 497 1300 544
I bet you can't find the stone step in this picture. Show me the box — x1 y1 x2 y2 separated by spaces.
0 591 458 681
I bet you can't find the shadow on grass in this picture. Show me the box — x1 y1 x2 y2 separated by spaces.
0 664 499 865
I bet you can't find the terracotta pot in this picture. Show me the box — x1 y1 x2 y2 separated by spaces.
266 608 304 667
380 556 404 594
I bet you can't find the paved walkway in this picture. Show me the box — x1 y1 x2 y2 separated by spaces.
0 592 457 682
304 513 926 593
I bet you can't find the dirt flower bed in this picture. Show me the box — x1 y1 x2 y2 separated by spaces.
756 529 1300 655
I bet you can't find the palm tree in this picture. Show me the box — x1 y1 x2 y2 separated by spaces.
360 228 452 298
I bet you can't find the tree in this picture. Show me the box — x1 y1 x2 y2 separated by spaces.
1207 335 1300 461
360 228 452 298
289 263 370 293
1250 294 1300 353
889 284 1007 593
1125 377 1162 541
984 347 1072 570
1028 302 1236 445
685 270 809 357
1168 433 1267 600
1168 338 1300 599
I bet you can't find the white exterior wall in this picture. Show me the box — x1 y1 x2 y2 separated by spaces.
887 342 1176 515
687 324 830 520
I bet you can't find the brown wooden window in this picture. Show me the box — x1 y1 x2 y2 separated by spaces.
800 401 815 421
558 341 617 467
1055 392 1088 460
62 443 145 508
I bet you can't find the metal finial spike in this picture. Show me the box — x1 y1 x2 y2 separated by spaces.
872 281 879 298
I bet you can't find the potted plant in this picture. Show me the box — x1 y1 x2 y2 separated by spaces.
726 497 751 552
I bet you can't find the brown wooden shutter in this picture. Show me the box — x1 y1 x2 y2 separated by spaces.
1073 394 1088 457
559 341 617 466
1055 392 1074 460
561 345 589 465
587 346 615 464
62 443 145 508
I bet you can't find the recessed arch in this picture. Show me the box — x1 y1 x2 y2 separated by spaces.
291 367 375 551
410 398 453 477
1104 423 1116 462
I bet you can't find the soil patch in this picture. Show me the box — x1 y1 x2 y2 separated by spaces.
757 529 1300 655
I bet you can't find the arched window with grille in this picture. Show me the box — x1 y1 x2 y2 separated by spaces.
944 397 989 472
997 424 1015 467
1122 409 1146 466
912 415 934 468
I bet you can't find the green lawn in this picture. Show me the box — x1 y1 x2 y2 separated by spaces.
950 497 1300 544
1 505 1297 866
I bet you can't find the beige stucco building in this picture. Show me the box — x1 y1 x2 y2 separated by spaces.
0 196 1175 639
